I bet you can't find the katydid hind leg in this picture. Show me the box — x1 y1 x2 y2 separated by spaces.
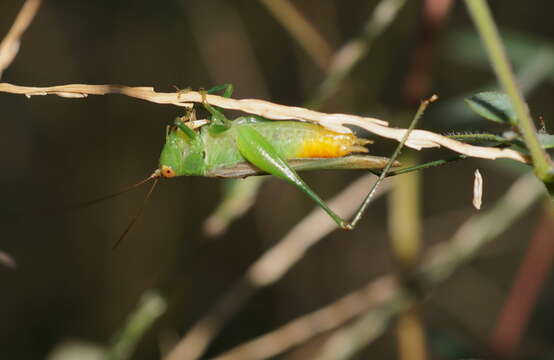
347 93 436 229
235 125 351 229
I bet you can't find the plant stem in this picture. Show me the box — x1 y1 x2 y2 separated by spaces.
464 0 554 187
389 153 422 269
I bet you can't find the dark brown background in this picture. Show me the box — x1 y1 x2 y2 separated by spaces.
0 1 553 359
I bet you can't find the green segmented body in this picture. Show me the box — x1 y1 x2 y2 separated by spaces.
159 116 377 178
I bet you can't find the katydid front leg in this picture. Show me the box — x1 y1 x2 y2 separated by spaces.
235 125 352 230
200 84 235 134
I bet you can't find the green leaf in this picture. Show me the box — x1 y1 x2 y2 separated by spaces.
465 92 518 125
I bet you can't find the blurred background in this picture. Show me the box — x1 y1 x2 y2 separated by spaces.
0 0 553 359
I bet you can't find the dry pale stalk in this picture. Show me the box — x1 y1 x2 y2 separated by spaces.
0 83 528 164
0 0 42 77
212 276 402 360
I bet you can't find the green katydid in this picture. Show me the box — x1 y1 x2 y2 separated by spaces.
152 84 399 231
108 87 449 247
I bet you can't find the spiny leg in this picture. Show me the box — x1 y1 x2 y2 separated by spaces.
347 95 437 229
235 125 351 229
235 95 436 230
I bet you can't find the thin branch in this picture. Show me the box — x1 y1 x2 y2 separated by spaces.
315 303 401 360
213 276 404 360
258 0 333 70
0 0 42 78
0 83 528 164
371 155 467 177
349 94 437 228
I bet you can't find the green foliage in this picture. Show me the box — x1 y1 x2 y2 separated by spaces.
465 92 517 125
446 29 554 84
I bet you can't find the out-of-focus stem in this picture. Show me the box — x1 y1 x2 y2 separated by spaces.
389 154 422 269
308 0 408 107
490 201 554 356
106 291 167 360
396 308 427 360
389 153 427 360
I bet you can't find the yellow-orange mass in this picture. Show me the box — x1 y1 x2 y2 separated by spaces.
296 128 367 158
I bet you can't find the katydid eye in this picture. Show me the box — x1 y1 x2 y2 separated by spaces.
161 165 176 178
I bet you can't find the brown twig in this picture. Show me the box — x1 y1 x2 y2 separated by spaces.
0 0 42 77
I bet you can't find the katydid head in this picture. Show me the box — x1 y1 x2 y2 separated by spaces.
158 121 205 178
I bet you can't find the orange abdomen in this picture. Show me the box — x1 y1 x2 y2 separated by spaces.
295 128 368 158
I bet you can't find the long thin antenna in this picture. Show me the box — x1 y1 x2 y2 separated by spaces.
63 170 160 212
112 175 160 249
